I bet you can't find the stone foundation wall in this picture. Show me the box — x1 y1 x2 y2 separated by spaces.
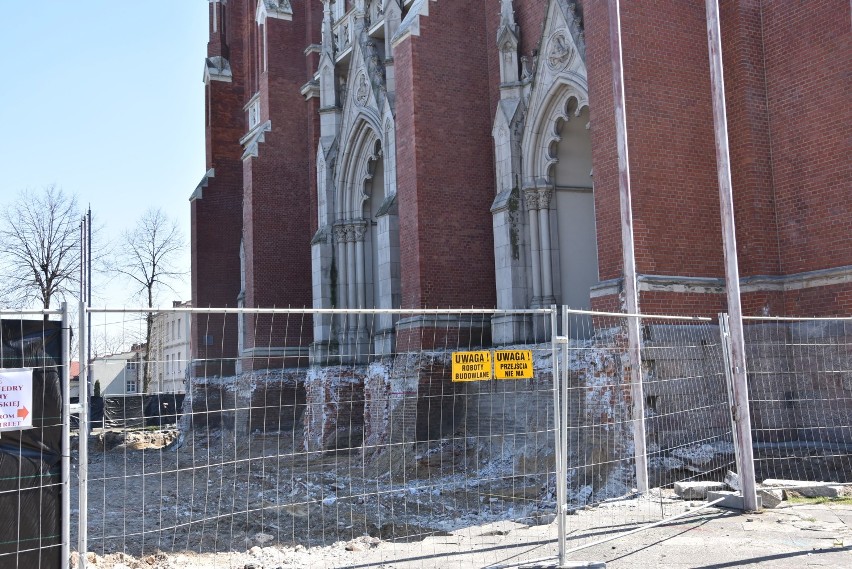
303 367 366 452
186 320 852 491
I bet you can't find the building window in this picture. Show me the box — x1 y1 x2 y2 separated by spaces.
126 361 137 371
126 378 137 393
248 97 261 130
177 318 182 338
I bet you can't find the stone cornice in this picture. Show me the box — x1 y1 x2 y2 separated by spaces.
256 0 293 24
589 266 852 298
391 0 432 48
300 80 320 100
395 314 490 331
203 56 232 83
189 169 215 202
240 120 272 160
241 346 308 358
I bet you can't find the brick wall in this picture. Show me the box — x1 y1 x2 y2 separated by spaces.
241 8 314 353
393 3 497 310
194 1 850 362
718 0 780 278
762 1 851 276
191 0 249 371
581 0 848 316
583 0 624 282
784 282 852 317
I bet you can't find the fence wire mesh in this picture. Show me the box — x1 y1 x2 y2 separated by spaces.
75 307 560 568
0 308 69 569
743 316 852 486
53 307 852 568
556 310 736 559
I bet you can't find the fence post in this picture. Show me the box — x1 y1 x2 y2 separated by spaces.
77 301 88 567
718 314 741 477
61 303 71 569
718 311 757 509
551 306 566 566
626 313 648 495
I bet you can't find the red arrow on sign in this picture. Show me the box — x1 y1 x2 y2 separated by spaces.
17 407 29 420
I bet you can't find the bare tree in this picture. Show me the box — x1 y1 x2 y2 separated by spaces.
113 208 186 393
90 330 132 359
0 185 82 310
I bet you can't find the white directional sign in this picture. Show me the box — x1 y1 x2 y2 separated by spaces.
0 368 34 431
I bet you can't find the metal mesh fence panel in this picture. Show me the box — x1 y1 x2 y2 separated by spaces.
555 309 736 561
0 308 69 569
76 307 560 569
743 316 852 487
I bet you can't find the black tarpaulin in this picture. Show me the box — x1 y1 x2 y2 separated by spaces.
101 394 185 429
103 394 145 429
0 318 63 568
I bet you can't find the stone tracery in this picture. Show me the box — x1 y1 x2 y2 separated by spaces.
311 3 400 360
492 0 596 342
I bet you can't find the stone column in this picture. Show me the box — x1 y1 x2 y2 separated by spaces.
354 220 368 309
353 220 370 360
346 224 358 357
525 187 542 305
538 187 555 304
334 224 349 357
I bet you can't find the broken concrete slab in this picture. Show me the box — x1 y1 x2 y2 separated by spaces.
725 470 740 491
757 488 784 508
763 479 852 498
674 480 727 500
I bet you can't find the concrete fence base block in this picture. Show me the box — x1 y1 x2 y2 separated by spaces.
520 562 606 569
674 481 727 500
707 490 763 510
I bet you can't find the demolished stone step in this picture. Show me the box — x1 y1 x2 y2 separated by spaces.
762 479 851 498
674 481 727 500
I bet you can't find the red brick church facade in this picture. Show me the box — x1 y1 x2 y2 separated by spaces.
191 0 850 366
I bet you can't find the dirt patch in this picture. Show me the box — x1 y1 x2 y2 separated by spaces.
71 427 555 561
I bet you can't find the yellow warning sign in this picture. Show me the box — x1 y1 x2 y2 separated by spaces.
451 350 492 382
494 350 534 379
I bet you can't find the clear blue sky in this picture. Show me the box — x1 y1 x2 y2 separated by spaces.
0 1 209 307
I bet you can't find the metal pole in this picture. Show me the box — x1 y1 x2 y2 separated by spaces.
77 301 89 567
607 0 648 494
79 220 84 310
550 306 566 565
86 208 92 377
61 303 71 569
705 0 758 511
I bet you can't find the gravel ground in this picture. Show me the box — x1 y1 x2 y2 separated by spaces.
68 428 851 568
69 498 852 568
70 427 557 567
